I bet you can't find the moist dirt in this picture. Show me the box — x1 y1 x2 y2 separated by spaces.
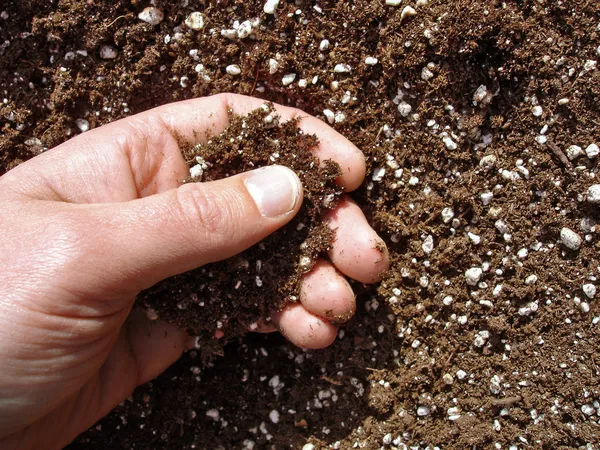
1 0 599 449
140 106 342 359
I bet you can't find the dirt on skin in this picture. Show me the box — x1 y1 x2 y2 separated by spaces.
139 106 342 358
1 0 600 449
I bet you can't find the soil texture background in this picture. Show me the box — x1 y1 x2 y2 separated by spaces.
1 0 600 449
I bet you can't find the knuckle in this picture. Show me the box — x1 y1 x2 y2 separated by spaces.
174 185 234 236
214 91 234 107
212 92 234 116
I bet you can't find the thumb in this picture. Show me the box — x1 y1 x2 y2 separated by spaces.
88 165 303 291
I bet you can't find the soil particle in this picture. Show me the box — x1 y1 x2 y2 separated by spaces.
2 0 600 449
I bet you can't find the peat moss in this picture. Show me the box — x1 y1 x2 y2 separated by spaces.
2 0 600 448
138 105 342 358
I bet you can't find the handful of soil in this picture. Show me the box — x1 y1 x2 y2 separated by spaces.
138 105 342 357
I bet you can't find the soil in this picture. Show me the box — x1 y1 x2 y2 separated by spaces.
140 106 342 358
1 0 600 449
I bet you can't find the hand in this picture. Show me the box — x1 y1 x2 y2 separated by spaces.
0 93 389 449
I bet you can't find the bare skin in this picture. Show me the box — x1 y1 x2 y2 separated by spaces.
0 93 389 450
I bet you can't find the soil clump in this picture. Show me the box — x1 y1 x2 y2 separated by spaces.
1 0 599 448
140 106 341 357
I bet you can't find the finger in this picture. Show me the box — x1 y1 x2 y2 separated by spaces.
271 304 338 349
144 93 366 192
84 165 303 291
299 260 356 323
5 94 365 204
248 319 278 333
324 195 390 284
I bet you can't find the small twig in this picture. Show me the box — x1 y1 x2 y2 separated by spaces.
547 141 572 168
444 348 457 367
249 63 260 95
591 356 599 376
375 126 383 143
491 396 522 407
321 375 343 386
107 15 126 28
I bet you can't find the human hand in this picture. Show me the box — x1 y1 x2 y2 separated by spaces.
0 93 389 449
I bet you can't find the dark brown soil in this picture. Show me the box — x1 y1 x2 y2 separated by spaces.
2 0 600 449
140 106 341 358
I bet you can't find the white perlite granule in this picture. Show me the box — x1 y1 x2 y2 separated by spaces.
268 58 279 74
581 404 595 416
422 235 434 254
585 143 599 159
189 164 204 179
206 409 220 420
100 45 118 59
447 406 461 421
185 12 205 30
560 227 582 250
525 274 538 285
473 85 489 103
566 145 583 160
441 207 454 223
282 73 296 86
473 330 490 347
323 109 335 125
442 136 457 150
465 267 483 286
518 301 539 316
333 63 352 73
138 7 164 25
269 409 280 423
264 0 280 14
416 405 430 416
398 101 412 117
401 6 416 20
226 65 242 76
75 118 90 132
372 167 386 182
583 284 596 299
587 184 600 203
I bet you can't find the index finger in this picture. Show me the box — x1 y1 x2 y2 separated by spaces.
141 93 366 192
2 94 365 204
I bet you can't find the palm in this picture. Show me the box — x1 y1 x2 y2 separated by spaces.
0 100 192 449
0 94 387 450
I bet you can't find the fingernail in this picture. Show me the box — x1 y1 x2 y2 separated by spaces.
244 166 302 217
